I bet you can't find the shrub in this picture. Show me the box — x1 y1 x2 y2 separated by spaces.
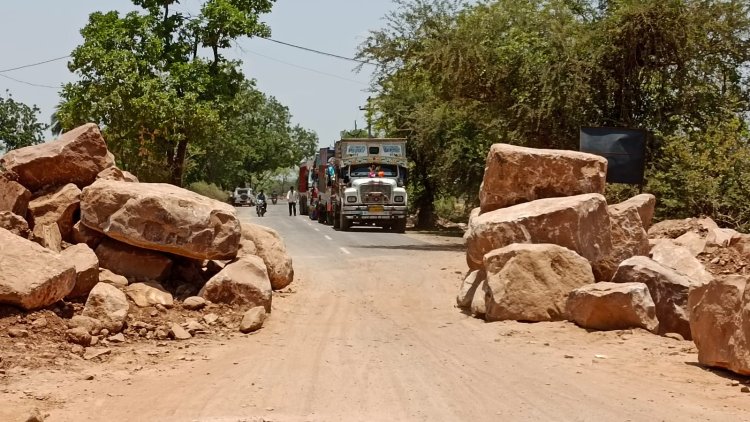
188 181 230 203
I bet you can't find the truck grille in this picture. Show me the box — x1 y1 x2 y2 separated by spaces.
359 183 392 204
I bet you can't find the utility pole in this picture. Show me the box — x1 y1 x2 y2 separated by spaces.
359 96 373 138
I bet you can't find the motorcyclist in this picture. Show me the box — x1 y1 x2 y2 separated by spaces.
256 190 267 216
257 190 266 203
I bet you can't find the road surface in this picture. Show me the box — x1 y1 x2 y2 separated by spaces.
9 202 750 421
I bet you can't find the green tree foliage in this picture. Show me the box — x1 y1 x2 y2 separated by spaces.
360 0 750 229
0 90 46 152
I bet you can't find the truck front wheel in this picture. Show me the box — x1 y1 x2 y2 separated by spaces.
393 219 406 234
340 212 351 231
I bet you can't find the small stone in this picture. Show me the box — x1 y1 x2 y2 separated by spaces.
66 327 92 346
155 304 167 313
8 328 30 338
100 328 110 337
25 408 46 422
155 329 169 340
183 296 207 310
185 320 206 335
31 318 48 328
203 313 219 325
564 354 575 359
90 336 99 346
664 332 685 341
169 323 192 340
84 374 94 381
83 348 111 360
731 380 741 386
150 309 159 318
239 306 267 334
108 333 125 343
743 386 750 393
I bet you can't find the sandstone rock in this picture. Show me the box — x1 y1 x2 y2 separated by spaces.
0 175 31 216
184 320 206 335
80 179 241 260
612 194 656 229
31 223 62 252
169 323 192 340
673 231 706 256
566 282 658 332
483 243 595 322
96 166 138 183
71 221 104 249
706 227 739 249
0 228 76 310
689 275 750 375
465 194 612 280
239 306 267 333
240 224 294 290
82 282 129 333
66 327 92 346
203 313 219 325
478 143 607 214
61 244 100 298
200 255 272 311
95 238 172 282
0 211 30 237
456 270 485 309
183 296 206 310
605 203 649 275
612 256 696 339
647 218 700 239
83 348 111 361
108 333 125 343
67 315 103 335
8 328 29 338
470 279 487 318
27 183 81 240
650 240 712 285
0 123 113 192
125 282 174 308
98 269 128 288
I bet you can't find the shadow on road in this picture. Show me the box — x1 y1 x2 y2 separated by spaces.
351 243 466 252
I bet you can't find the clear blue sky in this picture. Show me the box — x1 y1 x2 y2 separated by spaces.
0 0 395 148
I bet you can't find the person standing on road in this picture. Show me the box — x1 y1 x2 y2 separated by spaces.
287 186 298 216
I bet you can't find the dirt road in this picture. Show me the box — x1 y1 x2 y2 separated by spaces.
3 203 750 421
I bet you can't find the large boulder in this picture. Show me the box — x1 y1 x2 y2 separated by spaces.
80 180 241 260
647 218 701 239
95 238 173 282
27 183 81 240
96 166 139 183
0 123 113 192
478 143 607 214
0 211 30 237
566 282 659 332
483 243 595 322
0 175 31 216
605 202 649 273
200 255 272 312
82 282 129 333
465 194 612 280
61 243 100 298
689 275 750 375
240 224 294 290
612 194 656 230
650 240 712 285
611 256 696 339
0 228 76 310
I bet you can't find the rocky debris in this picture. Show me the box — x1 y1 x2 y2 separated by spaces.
478 143 607 214
566 282 658 332
200 255 272 312
71 221 104 249
27 183 81 240
0 123 113 192
96 166 139 183
611 256 696 339
95 238 173 282
0 228 76 310
650 240 713 285
239 306 267 333
0 175 31 216
80 179 241 260
98 269 129 288
240 224 294 290
61 244 100 298
31 223 63 252
483 243 595 322
125 282 174 308
0 210 30 237
456 270 485 309
184 319 207 335
169 323 192 340
67 315 103 335
689 275 750 375
183 296 207 310
465 193 612 280
82 282 129 333
66 327 92 346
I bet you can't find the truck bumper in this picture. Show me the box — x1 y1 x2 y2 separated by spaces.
342 205 407 221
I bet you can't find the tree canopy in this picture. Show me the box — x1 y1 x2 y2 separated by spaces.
0 90 46 153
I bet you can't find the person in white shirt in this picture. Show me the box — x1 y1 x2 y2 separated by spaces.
286 186 299 216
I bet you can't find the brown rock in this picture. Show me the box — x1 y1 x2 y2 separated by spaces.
673 231 707 257
604 202 649 276
0 123 113 192
0 211 30 237
95 238 172 282
650 240 712 285
240 224 294 290
0 175 31 216
125 282 174 308
0 227 76 310
239 306 267 333
66 327 92 346
647 218 700 239
200 255 272 311
31 223 62 252
71 221 104 249
169 323 192 340
483 243 595 322
80 180 241 260
611 256 696 339
27 183 81 240
470 279 488 318
566 282 659 332
98 269 128 288
478 143 607 214
706 227 740 249
183 296 206 310
96 166 139 183
456 269 485 309
612 194 656 230
82 282 129 333
61 243 100 298
67 315 103 335
465 194 612 280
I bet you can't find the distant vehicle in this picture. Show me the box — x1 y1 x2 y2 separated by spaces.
256 199 267 217
271 192 278 205
232 188 254 207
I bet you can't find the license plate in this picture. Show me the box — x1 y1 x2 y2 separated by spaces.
368 205 384 213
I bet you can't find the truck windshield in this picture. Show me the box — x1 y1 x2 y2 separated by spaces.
350 164 398 177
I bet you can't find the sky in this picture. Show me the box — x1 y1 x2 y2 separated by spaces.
0 0 396 149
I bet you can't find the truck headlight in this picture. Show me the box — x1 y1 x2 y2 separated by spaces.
347 196 357 203
394 195 404 202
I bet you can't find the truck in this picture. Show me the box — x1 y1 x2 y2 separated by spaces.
318 138 409 232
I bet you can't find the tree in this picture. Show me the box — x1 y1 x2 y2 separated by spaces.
0 90 46 152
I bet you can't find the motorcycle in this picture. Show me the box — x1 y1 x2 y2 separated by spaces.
256 199 267 217
271 193 278 205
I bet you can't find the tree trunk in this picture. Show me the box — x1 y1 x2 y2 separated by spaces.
170 139 188 187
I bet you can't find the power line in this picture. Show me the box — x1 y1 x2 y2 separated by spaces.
0 73 59 89
260 37 376 66
0 55 70 73
244 49 369 86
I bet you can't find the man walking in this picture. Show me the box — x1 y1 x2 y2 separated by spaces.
287 186 298 216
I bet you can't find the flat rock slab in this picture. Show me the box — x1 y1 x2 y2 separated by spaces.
80 180 241 260
566 282 658 332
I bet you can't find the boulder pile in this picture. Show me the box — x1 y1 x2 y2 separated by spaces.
0 124 295 348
